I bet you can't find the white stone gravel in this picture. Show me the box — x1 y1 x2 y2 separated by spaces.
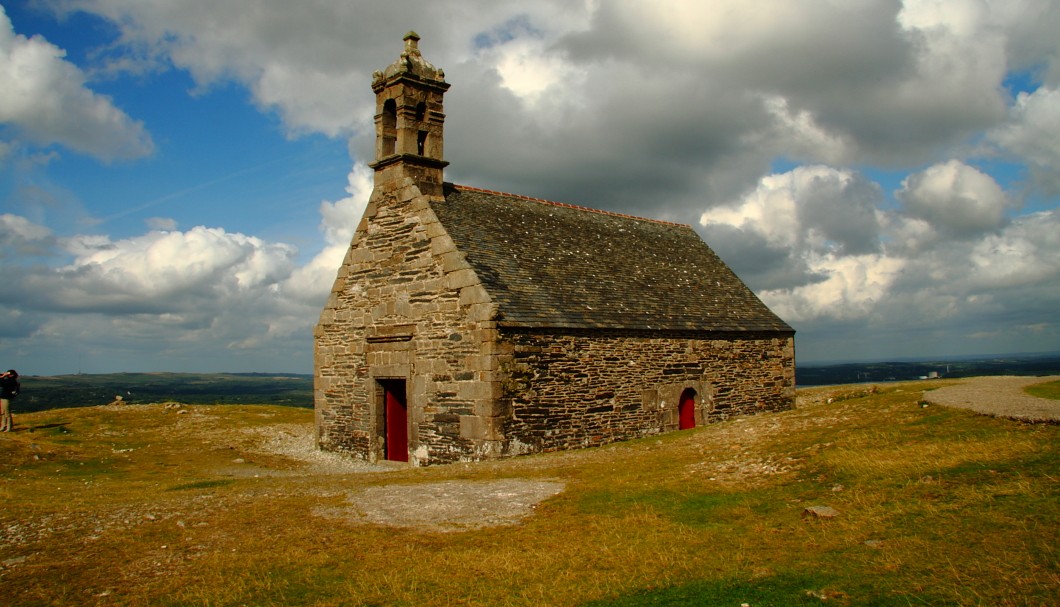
922 375 1060 422
242 423 393 474
316 479 566 533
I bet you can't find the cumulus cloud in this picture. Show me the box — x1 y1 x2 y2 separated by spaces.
0 212 55 257
319 163 372 247
702 164 1059 360
701 166 883 266
473 16 587 108
966 209 1060 290
278 162 376 309
988 86 1060 194
700 166 901 327
896 160 1012 240
24 225 296 314
0 213 324 370
145 217 178 231
0 5 153 161
761 253 907 324
44 1 1058 207
3 1 1059 370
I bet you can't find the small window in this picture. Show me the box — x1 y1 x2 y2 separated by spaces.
417 130 428 155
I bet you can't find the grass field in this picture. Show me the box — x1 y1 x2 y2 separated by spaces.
1025 379 1060 400
0 380 1057 606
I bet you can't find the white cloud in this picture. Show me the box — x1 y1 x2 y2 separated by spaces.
0 212 55 256
967 209 1060 290
701 166 892 322
319 163 372 247
761 253 907 323
476 24 586 108
145 217 177 231
705 164 1059 360
3 1 1059 371
896 160 1011 239
989 86 1060 194
701 166 882 259
281 162 375 310
760 96 854 166
45 0 1055 205
28 226 296 313
0 216 325 371
0 5 153 160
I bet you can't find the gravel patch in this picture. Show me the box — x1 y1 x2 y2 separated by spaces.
922 375 1060 422
242 423 394 474
315 479 566 533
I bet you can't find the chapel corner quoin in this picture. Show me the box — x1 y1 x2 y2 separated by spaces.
313 32 796 467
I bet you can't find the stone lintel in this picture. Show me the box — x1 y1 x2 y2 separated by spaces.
366 323 416 343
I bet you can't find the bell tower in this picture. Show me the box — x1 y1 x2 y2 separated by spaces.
368 32 449 196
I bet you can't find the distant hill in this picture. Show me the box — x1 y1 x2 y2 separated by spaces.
14 352 1060 413
16 372 313 413
797 352 1060 386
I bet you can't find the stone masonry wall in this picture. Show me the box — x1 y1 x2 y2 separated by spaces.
315 178 503 466
316 177 796 466
498 329 795 455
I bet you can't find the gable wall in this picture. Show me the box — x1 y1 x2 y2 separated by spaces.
314 179 504 466
499 329 795 455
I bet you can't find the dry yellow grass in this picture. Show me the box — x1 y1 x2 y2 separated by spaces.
1 381 1057 606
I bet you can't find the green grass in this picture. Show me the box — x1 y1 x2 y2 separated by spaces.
583 574 908 606
1 383 1057 606
1025 379 1060 400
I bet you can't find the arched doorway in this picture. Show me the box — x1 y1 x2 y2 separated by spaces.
678 388 696 430
379 379 409 462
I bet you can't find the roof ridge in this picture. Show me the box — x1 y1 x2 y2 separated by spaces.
451 184 689 227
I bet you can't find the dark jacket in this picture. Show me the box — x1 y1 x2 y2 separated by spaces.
0 375 19 399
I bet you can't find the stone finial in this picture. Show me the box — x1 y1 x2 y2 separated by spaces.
374 31 446 87
404 31 421 51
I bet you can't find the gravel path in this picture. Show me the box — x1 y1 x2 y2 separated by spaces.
921 375 1060 423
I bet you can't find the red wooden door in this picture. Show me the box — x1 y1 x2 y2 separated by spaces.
384 381 409 462
678 388 696 430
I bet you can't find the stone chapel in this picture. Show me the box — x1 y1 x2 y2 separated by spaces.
314 32 796 466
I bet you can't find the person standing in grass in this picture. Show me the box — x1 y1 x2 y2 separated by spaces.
1 369 20 432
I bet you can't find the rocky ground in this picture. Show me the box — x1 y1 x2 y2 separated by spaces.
245 376 1058 532
6 376 1054 544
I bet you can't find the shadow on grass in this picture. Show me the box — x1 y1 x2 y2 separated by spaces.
24 422 71 432
581 574 939 607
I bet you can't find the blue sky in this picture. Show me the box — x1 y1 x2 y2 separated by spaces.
1 0 1058 376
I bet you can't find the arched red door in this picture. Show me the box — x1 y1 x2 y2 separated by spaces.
382 380 409 462
678 388 696 430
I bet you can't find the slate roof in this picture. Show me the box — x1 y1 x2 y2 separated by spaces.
431 184 793 334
